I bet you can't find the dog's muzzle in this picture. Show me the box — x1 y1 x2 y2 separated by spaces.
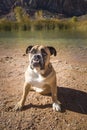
31 54 45 70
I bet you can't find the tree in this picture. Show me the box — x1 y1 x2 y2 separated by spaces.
14 6 24 22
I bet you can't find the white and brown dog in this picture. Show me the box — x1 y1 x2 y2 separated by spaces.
15 45 61 111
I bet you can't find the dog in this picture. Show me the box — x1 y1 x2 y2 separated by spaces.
14 45 61 111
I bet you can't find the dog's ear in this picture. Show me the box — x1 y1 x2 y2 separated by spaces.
26 45 33 54
47 46 57 56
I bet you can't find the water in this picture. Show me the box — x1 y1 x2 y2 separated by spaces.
0 30 87 49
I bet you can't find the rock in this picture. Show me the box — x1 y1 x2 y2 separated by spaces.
23 54 26 56
0 0 87 17
0 0 15 16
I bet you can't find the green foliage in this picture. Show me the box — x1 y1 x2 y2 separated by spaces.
70 16 78 23
14 6 24 22
0 19 12 31
33 20 54 30
18 22 31 31
0 7 87 32
77 20 87 31
45 20 55 30
35 10 43 20
0 15 87 31
14 6 30 23
73 16 78 22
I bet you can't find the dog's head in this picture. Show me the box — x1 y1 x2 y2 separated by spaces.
26 45 57 70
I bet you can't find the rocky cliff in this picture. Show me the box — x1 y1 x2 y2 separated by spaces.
0 0 87 17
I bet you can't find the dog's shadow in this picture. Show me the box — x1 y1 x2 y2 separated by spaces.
58 87 87 114
23 87 87 114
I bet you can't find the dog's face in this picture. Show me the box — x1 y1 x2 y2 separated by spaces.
26 45 57 70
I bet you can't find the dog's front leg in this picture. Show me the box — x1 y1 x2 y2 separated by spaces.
51 83 61 112
14 82 30 111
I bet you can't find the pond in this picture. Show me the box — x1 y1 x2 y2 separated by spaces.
0 30 87 50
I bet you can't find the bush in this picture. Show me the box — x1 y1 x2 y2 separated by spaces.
0 16 87 31
70 16 78 23
35 10 43 20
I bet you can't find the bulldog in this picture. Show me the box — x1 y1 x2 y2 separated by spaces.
15 45 61 111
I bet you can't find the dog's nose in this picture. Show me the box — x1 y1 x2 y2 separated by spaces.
34 55 41 61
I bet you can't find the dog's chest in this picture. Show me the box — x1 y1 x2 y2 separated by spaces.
31 73 44 86
25 69 46 87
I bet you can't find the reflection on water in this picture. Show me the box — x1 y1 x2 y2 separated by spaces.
0 30 87 49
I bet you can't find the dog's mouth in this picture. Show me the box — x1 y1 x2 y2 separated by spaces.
31 59 45 70
32 60 40 67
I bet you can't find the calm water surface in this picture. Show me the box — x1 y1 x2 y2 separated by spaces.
0 30 87 49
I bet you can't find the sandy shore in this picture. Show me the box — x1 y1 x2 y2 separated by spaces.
0 44 87 130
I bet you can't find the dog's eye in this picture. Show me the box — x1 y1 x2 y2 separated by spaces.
31 49 37 54
41 49 47 56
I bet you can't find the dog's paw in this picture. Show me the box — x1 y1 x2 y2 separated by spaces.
13 102 23 111
52 102 61 112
